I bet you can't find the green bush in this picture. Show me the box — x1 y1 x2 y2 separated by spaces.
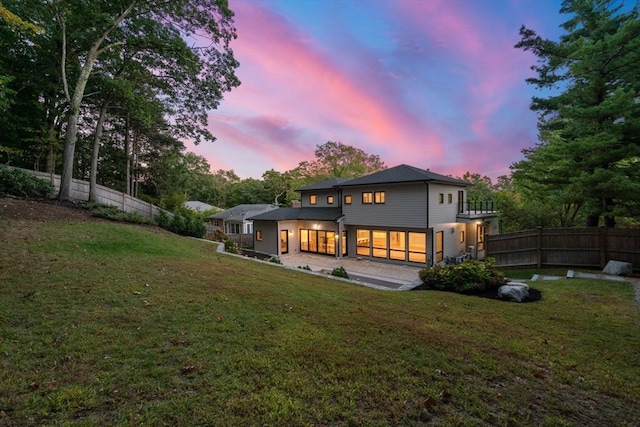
331 266 349 279
267 256 282 264
87 203 154 225
418 259 506 294
209 229 229 242
155 209 171 229
0 165 54 198
297 265 312 271
160 211 206 238
224 239 239 254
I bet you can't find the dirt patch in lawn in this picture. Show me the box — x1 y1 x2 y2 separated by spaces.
0 197 98 222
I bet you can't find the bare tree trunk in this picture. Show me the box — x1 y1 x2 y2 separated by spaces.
132 128 139 197
125 112 131 196
89 98 111 202
57 1 137 201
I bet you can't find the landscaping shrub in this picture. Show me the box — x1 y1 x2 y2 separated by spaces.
224 239 239 254
155 208 171 229
418 259 506 294
86 203 154 225
267 256 282 264
209 229 229 242
0 165 54 198
331 266 349 279
297 265 312 271
163 212 206 238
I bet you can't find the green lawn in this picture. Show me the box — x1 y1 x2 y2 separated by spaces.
1 219 639 426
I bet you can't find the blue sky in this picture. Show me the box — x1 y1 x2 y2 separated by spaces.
188 0 571 181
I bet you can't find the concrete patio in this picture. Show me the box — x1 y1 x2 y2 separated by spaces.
278 253 424 290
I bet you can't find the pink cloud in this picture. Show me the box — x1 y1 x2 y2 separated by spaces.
214 1 446 162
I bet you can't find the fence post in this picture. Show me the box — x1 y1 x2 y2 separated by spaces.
536 226 543 268
599 226 607 268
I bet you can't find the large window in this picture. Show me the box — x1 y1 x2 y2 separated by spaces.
389 231 406 261
408 232 426 263
374 191 385 204
309 195 317 205
435 231 444 263
458 191 464 213
372 230 387 258
362 192 373 204
356 229 371 256
300 229 336 255
357 229 426 264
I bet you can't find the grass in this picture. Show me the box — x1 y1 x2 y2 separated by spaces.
1 218 639 426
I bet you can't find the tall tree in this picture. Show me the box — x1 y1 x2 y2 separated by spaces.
8 0 241 200
292 141 386 183
514 0 640 227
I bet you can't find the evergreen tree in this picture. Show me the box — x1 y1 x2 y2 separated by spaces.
513 0 640 227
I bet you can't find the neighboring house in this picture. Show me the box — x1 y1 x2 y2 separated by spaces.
184 201 217 212
208 204 279 236
250 164 499 267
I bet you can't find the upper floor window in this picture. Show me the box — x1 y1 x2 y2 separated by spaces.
458 190 464 213
448 193 452 204
327 195 334 204
344 195 352 205
374 191 385 204
310 195 317 205
362 192 373 204
439 193 444 204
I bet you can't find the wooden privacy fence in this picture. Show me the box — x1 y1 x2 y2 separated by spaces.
486 227 640 271
19 168 165 219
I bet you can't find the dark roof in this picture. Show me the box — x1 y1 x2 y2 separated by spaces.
251 207 343 222
208 204 278 221
338 164 468 187
297 177 351 191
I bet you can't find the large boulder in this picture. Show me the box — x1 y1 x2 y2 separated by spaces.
498 283 530 302
602 260 632 276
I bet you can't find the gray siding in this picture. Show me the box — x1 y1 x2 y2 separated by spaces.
252 220 279 255
278 220 299 255
300 189 341 208
429 183 467 225
433 222 468 264
342 183 429 228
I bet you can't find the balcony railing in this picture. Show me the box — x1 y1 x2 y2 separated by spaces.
458 201 497 214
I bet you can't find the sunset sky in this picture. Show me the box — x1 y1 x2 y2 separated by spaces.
188 0 568 181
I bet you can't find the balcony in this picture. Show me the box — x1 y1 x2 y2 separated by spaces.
457 201 498 220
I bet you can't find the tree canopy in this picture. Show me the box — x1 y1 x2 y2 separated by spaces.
513 0 640 227
0 0 240 200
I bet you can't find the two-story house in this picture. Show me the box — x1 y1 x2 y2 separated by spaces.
250 164 498 267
